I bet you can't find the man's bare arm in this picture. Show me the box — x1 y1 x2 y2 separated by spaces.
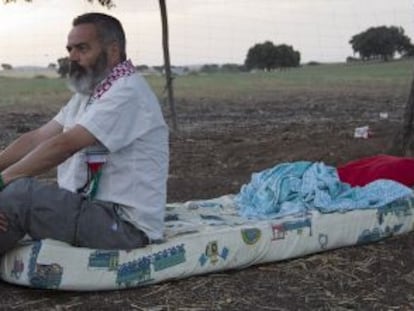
1 124 97 185
0 120 63 172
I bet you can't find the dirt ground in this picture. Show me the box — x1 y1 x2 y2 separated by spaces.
1 85 414 310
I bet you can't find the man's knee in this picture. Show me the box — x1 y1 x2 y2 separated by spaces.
0 178 33 253
0 177 33 204
0 177 80 246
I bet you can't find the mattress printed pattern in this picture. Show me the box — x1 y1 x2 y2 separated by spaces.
1 193 414 291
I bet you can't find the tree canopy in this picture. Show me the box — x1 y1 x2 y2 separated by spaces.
244 41 300 71
3 0 115 7
349 26 413 61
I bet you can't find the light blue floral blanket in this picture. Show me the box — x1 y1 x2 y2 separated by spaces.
235 161 413 219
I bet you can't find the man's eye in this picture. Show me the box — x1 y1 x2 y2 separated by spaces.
78 45 88 52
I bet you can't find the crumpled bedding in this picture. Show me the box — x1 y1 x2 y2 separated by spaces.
235 161 413 219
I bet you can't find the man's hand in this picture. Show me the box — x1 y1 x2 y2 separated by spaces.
0 212 8 232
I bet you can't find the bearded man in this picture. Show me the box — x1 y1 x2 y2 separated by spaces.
0 13 169 252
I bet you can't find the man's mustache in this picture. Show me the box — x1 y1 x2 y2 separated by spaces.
69 62 87 77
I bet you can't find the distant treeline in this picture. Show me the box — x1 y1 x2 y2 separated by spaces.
3 24 410 77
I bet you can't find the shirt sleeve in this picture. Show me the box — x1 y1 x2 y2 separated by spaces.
53 93 85 127
53 101 70 126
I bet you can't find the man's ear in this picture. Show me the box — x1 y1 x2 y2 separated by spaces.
107 41 121 61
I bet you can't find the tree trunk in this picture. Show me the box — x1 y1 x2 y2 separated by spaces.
159 0 178 131
389 73 414 156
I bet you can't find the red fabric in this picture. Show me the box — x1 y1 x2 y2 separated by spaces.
337 154 414 187
87 162 104 174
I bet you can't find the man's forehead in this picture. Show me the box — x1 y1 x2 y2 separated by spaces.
67 23 99 45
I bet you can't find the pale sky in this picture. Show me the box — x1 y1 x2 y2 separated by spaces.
0 0 413 67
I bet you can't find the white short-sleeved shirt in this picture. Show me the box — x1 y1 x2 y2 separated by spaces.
53 60 169 241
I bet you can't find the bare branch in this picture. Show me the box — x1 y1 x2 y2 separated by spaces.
86 0 115 9
3 0 32 3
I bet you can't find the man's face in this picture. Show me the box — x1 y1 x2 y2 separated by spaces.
66 23 110 95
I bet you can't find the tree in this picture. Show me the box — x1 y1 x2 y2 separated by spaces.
389 76 414 156
244 41 300 71
403 45 414 58
245 41 277 71
135 65 149 71
275 44 301 68
221 63 242 72
57 57 70 78
152 65 164 73
159 0 177 131
1 63 13 70
200 64 220 73
349 26 413 61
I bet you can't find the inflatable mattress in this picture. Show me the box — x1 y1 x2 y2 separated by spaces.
1 192 414 291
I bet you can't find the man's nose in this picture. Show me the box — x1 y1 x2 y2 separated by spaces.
68 49 80 62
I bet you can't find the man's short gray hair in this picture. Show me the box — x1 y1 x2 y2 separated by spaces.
73 12 127 61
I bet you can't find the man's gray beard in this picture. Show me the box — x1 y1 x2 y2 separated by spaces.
67 52 110 95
